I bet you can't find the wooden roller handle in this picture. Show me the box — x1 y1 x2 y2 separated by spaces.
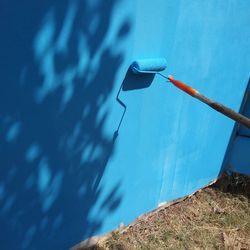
196 93 250 129
167 75 250 129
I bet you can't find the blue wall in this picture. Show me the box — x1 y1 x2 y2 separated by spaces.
225 81 250 175
0 0 250 249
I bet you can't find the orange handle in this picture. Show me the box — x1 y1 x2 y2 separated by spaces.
167 75 197 96
167 75 250 129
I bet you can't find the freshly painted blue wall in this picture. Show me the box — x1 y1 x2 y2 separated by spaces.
0 0 250 249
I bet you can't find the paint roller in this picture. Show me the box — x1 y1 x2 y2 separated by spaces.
131 58 250 129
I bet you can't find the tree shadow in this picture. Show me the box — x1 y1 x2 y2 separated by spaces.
0 0 131 249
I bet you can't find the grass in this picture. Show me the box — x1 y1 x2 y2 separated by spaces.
96 173 250 250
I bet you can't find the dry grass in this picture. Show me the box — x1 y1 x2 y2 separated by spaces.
97 173 250 250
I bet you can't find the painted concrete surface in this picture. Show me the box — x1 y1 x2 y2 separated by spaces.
228 136 250 175
225 82 250 175
0 0 250 249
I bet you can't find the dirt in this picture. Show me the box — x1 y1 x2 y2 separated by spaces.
96 173 250 250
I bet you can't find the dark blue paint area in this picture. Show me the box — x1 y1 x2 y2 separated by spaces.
0 0 130 249
229 137 250 175
223 79 250 176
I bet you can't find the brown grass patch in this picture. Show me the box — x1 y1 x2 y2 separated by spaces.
97 173 250 250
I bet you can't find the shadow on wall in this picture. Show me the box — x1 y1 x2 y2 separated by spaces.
0 0 131 249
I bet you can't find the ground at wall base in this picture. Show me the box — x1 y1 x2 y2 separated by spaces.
78 173 250 250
